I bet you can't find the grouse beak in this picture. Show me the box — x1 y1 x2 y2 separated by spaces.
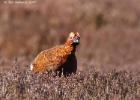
73 39 79 43
73 38 80 45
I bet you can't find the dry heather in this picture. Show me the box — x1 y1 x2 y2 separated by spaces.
0 64 140 100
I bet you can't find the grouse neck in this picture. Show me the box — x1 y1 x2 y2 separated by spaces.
64 41 77 53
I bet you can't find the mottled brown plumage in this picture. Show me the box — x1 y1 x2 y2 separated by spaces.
30 32 80 76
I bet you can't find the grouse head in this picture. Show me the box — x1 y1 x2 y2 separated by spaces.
66 32 80 46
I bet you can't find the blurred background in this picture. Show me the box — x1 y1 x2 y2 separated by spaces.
0 0 140 72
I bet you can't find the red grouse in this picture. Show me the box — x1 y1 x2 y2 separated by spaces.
30 32 80 76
